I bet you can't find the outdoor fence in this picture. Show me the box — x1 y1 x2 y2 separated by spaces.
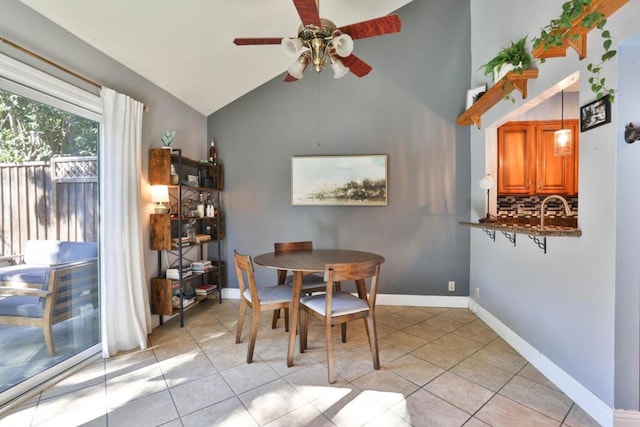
0 156 97 257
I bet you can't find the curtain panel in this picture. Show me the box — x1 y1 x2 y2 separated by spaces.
99 87 151 357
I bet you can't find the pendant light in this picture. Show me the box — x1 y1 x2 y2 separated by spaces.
554 90 572 156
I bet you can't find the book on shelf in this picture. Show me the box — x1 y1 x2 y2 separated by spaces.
196 284 217 295
166 267 193 279
195 234 211 243
191 259 212 271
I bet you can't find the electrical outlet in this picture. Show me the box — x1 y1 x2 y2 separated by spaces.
448 281 455 292
474 287 480 300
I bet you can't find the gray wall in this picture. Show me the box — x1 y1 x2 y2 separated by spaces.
0 0 208 314
208 0 472 295
615 33 640 410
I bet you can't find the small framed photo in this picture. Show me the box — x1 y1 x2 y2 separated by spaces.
466 84 487 109
580 95 611 132
186 174 199 187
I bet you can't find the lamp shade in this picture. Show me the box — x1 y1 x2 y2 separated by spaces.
287 55 308 79
478 174 495 190
332 33 354 57
151 185 169 203
330 58 349 79
554 128 572 156
281 37 304 57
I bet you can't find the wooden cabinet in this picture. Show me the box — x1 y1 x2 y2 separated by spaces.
148 148 224 326
498 120 579 195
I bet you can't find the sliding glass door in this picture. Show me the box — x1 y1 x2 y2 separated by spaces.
0 54 101 408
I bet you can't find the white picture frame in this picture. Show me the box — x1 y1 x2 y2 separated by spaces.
466 84 487 109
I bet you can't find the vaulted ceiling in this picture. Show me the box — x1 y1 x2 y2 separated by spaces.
20 0 414 115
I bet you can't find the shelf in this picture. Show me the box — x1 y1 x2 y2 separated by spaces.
457 69 539 129
532 0 628 60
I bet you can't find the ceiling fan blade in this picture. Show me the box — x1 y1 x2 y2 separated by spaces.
341 55 372 78
283 73 299 82
233 38 283 45
293 0 321 27
337 15 402 40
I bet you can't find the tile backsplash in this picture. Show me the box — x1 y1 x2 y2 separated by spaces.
497 195 578 219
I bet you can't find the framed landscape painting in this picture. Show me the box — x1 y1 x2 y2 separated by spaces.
291 155 388 206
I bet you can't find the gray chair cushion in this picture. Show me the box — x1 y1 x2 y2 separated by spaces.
0 264 49 285
243 285 292 304
0 296 44 318
300 292 369 317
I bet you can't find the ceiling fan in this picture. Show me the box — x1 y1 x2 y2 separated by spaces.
233 0 402 81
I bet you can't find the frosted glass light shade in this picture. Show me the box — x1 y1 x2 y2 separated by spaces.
332 34 354 57
478 174 495 190
554 129 572 156
287 56 307 79
281 37 304 57
330 58 349 79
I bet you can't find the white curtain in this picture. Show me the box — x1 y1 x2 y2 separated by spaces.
99 87 151 357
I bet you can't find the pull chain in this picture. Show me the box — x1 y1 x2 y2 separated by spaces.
316 74 320 147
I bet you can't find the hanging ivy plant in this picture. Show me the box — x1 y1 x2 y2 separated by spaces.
532 0 617 101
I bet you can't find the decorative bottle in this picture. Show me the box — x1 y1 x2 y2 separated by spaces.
209 139 217 164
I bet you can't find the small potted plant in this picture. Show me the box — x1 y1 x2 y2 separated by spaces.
480 36 533 82
161 130 175 149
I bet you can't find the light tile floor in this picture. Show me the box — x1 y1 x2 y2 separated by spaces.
0 301 601 426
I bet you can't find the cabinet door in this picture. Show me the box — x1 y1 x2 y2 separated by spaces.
498 124 535 194
535 120 579 194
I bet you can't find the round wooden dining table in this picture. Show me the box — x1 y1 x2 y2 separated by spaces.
253 249 385 367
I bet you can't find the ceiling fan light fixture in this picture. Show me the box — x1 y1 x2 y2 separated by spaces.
281 37 304 57
332 33 353 57
330 57 349 79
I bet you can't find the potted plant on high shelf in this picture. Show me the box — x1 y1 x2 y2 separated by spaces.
479 36 534 102
480 36 533 83
531 0 620 101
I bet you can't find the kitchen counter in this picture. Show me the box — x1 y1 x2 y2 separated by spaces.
459 220 582 237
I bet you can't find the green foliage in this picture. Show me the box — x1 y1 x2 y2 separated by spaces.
532 0 617 101
161 130 175 146
479 36 533 78
0 89 98 163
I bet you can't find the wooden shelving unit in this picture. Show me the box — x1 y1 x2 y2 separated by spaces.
148 148 224 327
456 69 539 129
531 0 628 60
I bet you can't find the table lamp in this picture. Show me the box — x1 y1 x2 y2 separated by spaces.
478 174 496 223
151 185 170 214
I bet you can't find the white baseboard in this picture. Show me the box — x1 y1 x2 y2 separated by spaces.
614 410 640 427
471 301 614 427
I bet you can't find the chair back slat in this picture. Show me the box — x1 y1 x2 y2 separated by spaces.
274 241 313 253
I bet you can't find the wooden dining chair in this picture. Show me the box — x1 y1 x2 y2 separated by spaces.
234 250 292 363
271 240 328 329
299 259 382 383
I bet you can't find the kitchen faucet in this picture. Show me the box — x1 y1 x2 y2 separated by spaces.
540 195 571 229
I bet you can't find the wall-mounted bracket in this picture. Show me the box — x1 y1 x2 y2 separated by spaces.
501 231 516 247
482 228 496 242
528 235 547 254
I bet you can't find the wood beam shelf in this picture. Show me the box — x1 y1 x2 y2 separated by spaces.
531 0 628 60
456 69 539 129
